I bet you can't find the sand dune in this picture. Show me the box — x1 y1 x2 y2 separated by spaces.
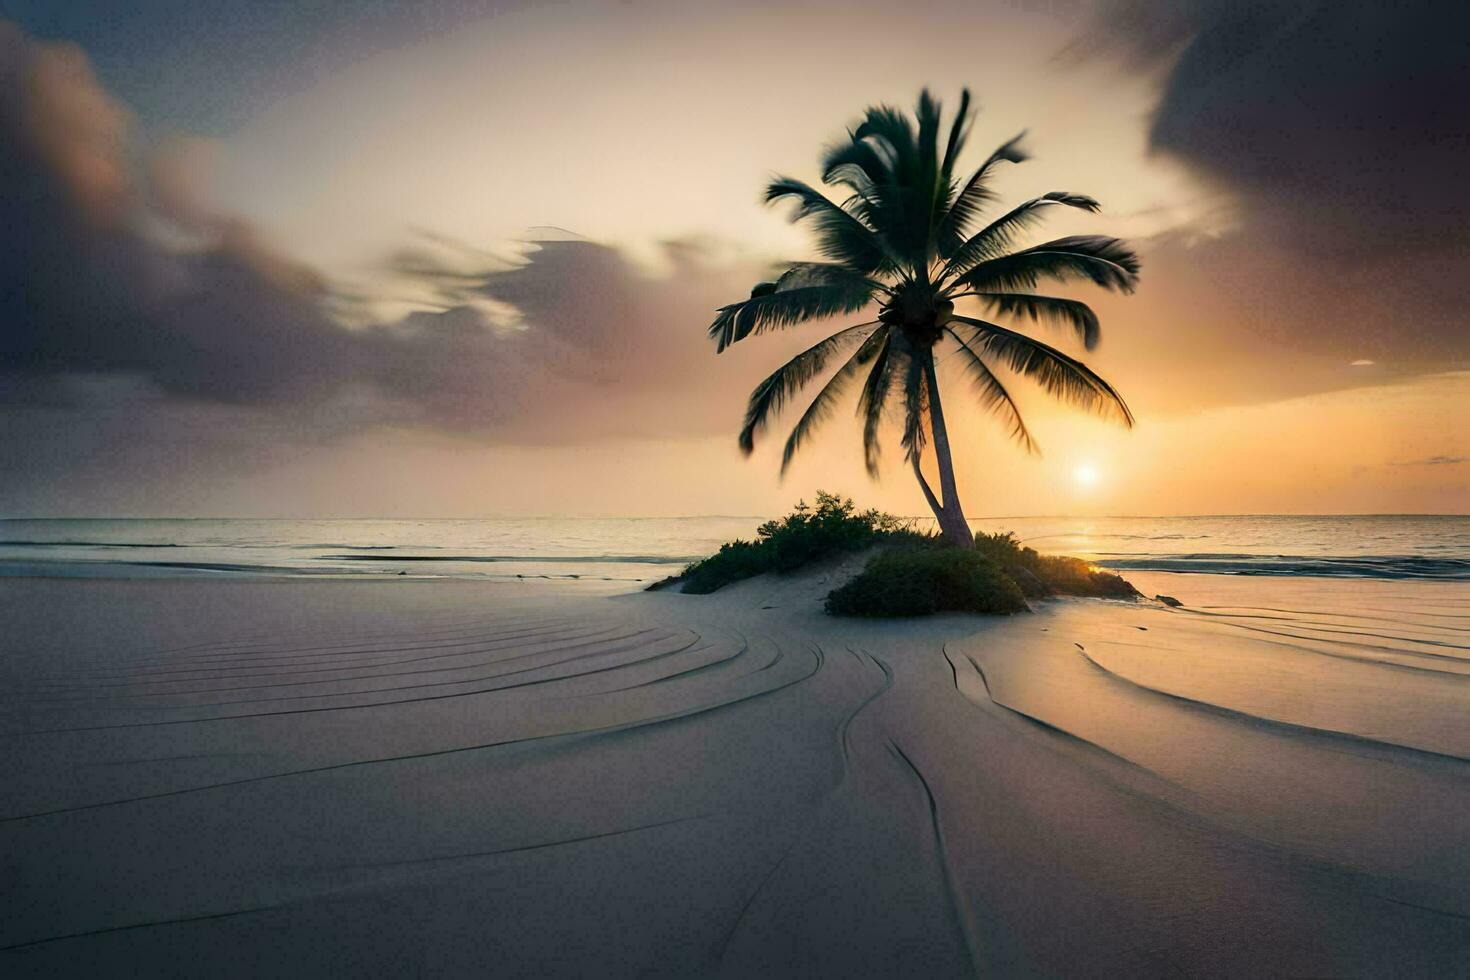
2 572 1467 976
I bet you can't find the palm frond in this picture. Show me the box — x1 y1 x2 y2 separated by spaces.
773 262 888 296
853 106 918 183
738 321 880 454
857 334 900 476
952 235 1139 294
915 89 942 199
709 280 875 352
936 132 1029 256
779 326 889 473
838 106 932 267
951 315 1133 425
821 138 890 196
763 177 889 273
969 292 1101 350
900 341 930 465
938 89 973 195
880 184 938 269
944 325 1039 453
939 192 1101 281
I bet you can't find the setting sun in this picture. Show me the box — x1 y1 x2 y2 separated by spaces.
1074 463 1102 488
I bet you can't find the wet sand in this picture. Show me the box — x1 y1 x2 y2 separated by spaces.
1 571 1466 976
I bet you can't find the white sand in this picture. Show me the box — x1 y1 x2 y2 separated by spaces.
1 571 1466 976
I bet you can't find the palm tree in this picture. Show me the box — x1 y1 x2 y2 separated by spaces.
707 90 1137 547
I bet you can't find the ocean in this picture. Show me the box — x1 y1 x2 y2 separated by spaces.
0 515 1465 587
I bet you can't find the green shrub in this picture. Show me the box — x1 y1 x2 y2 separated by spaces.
656 492 1140 610
825 548 1029 617
675 539 770 594
669 491 929 595
1032 554 1139 598
972 531 1139 600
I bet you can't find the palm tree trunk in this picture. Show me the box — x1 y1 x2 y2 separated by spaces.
911 453 943 520
913 451 969 545
921 348 975 547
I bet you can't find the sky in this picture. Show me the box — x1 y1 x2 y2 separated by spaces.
1 0 1466 517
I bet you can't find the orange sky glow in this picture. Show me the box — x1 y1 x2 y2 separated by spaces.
1 1 1464 517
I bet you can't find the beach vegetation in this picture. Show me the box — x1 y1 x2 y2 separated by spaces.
657 492 1138 611
824 547 1028 616
971 530 1140 600
671 491 928 594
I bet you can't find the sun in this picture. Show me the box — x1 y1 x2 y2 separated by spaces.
1073 463 1101 489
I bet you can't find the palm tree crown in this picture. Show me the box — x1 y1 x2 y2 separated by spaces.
708 89 1138 545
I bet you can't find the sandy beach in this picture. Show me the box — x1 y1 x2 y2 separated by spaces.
2 570 1466 977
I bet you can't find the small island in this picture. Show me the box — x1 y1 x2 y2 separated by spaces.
653 491 1139 615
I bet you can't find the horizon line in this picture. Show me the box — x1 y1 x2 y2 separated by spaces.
2 513 1466 521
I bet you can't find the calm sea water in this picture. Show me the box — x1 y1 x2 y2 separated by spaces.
0 515 1466 587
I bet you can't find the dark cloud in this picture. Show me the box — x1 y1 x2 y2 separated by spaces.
1 22 352 407
1076 0 1470 373
361 235 800 442
0 19 821 512
1144 3 1468 244
0 21 777 453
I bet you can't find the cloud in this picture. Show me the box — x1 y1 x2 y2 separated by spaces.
1072 0 1470 376
1074 1 1470 243
0 21 783 450
0 22 347 405
2 19 842 516
358 234 817 443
